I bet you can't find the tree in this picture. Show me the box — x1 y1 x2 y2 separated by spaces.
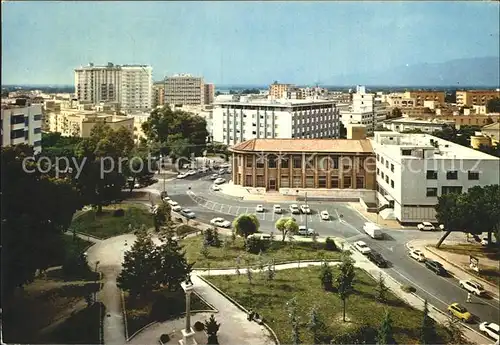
232 214 260 240
376 310 396 344
335 251 356 322
339 122 347 139
156 235 193 291
485 116 494 125
205 314 221 345
117 231 161 297
266 264 275 281
420 300 437 344
246 266 253 284
375 272 389 302
153 201 171 231
319 262 333 291
445 316 467 345
275 217 299 241
308 307 325 344
389 107 402 119
486 97 500 113
1 145 83 297
478 143 500 158
286 297 300 345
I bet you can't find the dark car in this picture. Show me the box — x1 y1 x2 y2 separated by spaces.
425 259 446 275
367 251 387 268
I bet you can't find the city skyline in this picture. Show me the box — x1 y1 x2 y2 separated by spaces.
2 1 500 85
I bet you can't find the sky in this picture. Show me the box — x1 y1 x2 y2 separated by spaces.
2 1 499 86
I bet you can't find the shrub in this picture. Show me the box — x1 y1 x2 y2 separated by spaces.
159 333 170 344
177 225 197 236
245 237 266 254
204 228 221 247
330 324 377 344
194 321 205 331
113 209 125 217
150 293 184 321
325 237 337 251
401 284 416 293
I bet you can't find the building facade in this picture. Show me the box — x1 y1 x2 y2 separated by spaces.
382 118 455 133
1 102 43 153
204 83 215 105
404 91 445 106
414 114 499 127
74 62 152 113
212 98 340 145
165 74 204 105
152 82 165 108
372 131 500 223
269 82 293 100
229 138 376 191
456 90 500 108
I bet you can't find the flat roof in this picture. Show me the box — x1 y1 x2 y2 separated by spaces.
215 99 336 107
230 138 373 153
384 118 454 125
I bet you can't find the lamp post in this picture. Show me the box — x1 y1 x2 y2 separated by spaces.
305 191 308 229
94 260 100 302
179 277 197 345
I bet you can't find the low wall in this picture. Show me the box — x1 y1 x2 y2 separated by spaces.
281 188 376 201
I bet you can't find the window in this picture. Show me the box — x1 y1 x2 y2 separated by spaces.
245 175 253 186
426 170 438 180
391 164 394 172
390 180 394 188
280 175 289 187
442 186 462 195
246 156 253 168
343 176 352 188
330 176 339 188
268 155 277 168
376 154 379 161
292 176 302 188
402 149 412 156
11 114 24 125
385 161 389 168
318 176 327 188
256 175 265 187
331 156 339 169
355 176 364 188
381 172 385 179
468 171 479 180
293 156 302 168
256 159 264 168
426 188 438 197
381 157 384 164
376 168 380 175
34 140 41 147
281 156 289 169
385 176 389 183
446 171 458 180
306 175 314 188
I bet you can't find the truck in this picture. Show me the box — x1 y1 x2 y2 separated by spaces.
363 222 383 239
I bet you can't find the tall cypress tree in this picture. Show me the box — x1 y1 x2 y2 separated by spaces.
420 300 436 344
377 310 396 344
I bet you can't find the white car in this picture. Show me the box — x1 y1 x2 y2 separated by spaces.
417 222 435 231
210 174 219 180
211 184 221 191
320 210 330 220
177 173 188 179
167 200 178 207
459 279 486 296
298 225 315 236
354 241 371 254
300 205 311 214
214 178 226 185
187 170 197 176
479 322 499 341
162 197 171 202
409 249 426 262
218 168 226 175
289 204 300 214
255 205 264 212
273 205 282 214
171 205 182 212
134 182 141 188
210 217 231 228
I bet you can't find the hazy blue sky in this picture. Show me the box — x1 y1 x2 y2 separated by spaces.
2 1 499 85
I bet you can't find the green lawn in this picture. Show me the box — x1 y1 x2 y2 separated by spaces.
182 235 341 269
71 204 153 239
124 289 215 337
207 267 451 344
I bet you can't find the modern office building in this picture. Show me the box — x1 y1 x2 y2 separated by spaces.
372 131 500 223
204 83 215 105
212 97 340 145
229 137 375 191
165 74 204 106
1 100 43 153
456 90 500 108
74 62 152 113
152 82 165 108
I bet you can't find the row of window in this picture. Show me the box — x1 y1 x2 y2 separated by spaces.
426 170 479 180
426 186 463 197
242 155 363 170
244 174 364 189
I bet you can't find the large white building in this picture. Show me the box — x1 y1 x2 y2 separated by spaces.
74 62 152 113
372 131 500 224
212 97 340 145
1 101 43 153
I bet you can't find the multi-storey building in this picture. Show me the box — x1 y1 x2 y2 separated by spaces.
414 114 499 127
212 97 340 145
372 131 500 223
229 137 375 192
381 118 455 133
164 74 204 106
1 100 43 153
152 82 165 108
403 91 445 107
204 83 215 105
456 90 500 108
269 82 294 100
74 62 152 113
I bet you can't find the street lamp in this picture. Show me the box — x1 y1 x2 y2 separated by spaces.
94 260 100 302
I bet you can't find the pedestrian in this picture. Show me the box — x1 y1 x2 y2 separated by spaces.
466 292 472 303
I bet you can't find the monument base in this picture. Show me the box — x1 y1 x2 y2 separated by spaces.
178 328 197 345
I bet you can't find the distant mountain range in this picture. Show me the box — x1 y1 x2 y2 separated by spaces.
328 57 500 87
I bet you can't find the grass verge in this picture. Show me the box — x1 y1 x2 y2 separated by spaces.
71 204 153 239
207 267 450 344
182 235 341 269
440 243 499 261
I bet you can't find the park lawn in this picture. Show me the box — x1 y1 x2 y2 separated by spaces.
181 235 341 269
71 203 153 239
440 243 499 261
207 267 451 345
124 288 215 337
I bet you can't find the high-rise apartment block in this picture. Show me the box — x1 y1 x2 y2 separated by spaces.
1 100 43 153
165 74 204 106
269 82 293 99
152 82 165 108
403 90 445 107
456 90 500 108
74 62 153 113
204 83 215 105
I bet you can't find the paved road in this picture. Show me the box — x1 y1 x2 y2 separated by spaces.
148 174 499 341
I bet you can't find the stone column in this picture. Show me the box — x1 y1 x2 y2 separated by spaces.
179 281 197 345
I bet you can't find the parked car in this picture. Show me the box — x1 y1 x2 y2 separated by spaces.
298 225 315 236
425 259 446 275
180 209 196 219
366 251 387 268
167 200 179 207
171 205 182 212
177 173 189 179
408 249 426 262
459 279 486 296
218 168 226 175
363 222 383 239
187 170 197 176
255 204 264 212
354 241 371 255
320 210 330 220
447 303 473 323
300 205 311 214
289 204 300 214
417 222 436 231
479 322 499 341
210 174 219 180
214 178 226 184
211 184 221 191
199 167 209 173
134 182 141 188
273 205 282 214
210 217 231 228
162 196 171 202
247 233 271 240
